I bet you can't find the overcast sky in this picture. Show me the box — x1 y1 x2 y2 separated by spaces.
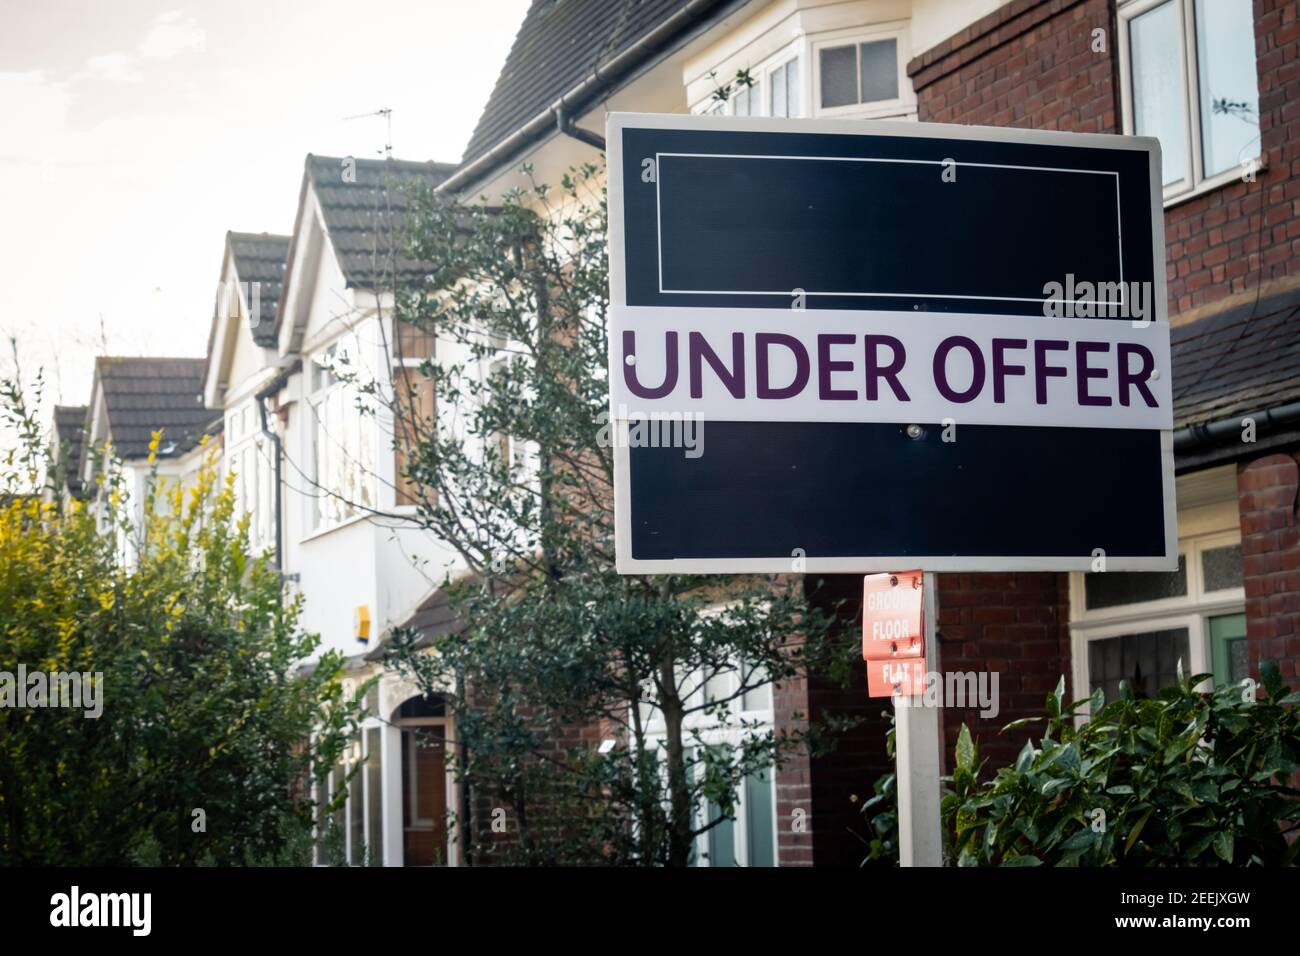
0 0 528 413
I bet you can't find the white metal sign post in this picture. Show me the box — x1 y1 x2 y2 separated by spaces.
606 113 1170 866
894 572 942 866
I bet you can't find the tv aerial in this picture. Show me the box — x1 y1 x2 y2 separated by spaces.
343 107 393 158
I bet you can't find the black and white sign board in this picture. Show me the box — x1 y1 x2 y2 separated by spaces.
607 113 1176 574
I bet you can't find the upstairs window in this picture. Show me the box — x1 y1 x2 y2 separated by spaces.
731 80 761 117
769 58 800 118
485 357 527 477
818 37 898 109
308 334 376 531
1120 0 1260 201
392 321 435 508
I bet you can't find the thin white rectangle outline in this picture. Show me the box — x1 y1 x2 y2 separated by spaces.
608 112 1175 574
653 151 1125 304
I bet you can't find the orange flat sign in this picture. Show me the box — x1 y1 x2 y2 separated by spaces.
867 657 928 697
862 570 924 661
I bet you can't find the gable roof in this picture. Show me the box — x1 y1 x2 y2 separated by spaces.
1171 285 1300 430
93 357 220 460
300 154 457 291
228 232 290 347
451 0 739 191
51 404 88 497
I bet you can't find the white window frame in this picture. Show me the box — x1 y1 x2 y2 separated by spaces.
680 726 779 867
765 53 802 119
810 21 915 120
389 316 434 514
484 355 529 477
686 40 803 119
344 736 365 865
730 75 763 117
359 721 384 866
225 401 273 554
636 605 779 866
305 334 377 534
1117 0 1261 207
1069 527 1245 716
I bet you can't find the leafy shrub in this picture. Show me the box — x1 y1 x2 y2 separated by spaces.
857 713 898 865
0 375 361 865
946 668 1300 866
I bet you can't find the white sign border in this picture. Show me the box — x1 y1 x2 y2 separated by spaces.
608 112 1177 574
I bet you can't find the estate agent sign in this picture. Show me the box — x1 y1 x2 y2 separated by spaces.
607 112 1174 575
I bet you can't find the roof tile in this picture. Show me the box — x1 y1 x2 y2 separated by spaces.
462 0 703 168
94 357 220 460
1171 286 1300 429
304 155 456 289
227 232 290 346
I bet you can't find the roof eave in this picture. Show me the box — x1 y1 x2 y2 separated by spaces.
440 0 754 197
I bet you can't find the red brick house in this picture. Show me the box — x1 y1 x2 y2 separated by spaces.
906 0 1300 778
407 0 1300 866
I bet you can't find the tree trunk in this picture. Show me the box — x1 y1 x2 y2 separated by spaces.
659 652 692 867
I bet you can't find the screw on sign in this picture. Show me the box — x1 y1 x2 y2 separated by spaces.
862 571 925 697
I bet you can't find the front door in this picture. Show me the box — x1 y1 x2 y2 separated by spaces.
401 725 447 865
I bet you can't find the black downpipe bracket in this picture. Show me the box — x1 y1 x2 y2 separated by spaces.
556 106 606 152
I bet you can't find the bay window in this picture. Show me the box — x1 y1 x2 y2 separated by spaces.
769 57 800 118
309 335 376 530
812 24 912 118
731 79 761 117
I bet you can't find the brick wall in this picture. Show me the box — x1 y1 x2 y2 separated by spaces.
935 573 1071 770
908 0 1117 134
781 571 1070 860
1238 453 1300 684
908 0 1300 323
773 662 814 865
904 0 1300 761
459 683 606 865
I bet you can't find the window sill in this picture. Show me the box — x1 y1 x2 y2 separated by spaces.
299 503 429 546
300 509 374 545
814 103 917 122
1163 157 1265 210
